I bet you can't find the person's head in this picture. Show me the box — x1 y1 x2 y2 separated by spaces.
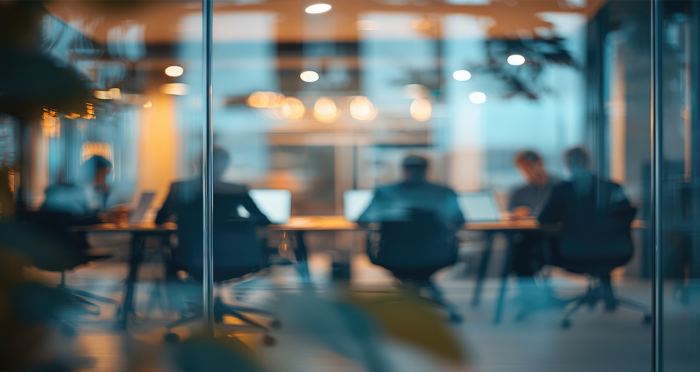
401 155 428 182
213 147 230 182
515 150 548 185
563 146 592 176
83 155 112 186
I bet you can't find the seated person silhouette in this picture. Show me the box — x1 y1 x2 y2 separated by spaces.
358 155 465 322
41 155 125 227
539 146 644 321
155 148 277 342
156 148 271 280
508 150 561 279
38 155 126 259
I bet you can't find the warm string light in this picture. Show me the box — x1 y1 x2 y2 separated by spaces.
313 97 339 123
410 99 432 121
349 96 377 121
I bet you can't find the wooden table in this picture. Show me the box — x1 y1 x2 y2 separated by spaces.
272 216 647 324
72 218 647 327
71 223 176 329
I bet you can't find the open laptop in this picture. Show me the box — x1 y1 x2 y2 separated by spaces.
457 191 503 223
128 191 156 224
248 189 292 224
343 189 374 222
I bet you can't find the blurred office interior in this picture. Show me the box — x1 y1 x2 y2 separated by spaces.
0 0 698 371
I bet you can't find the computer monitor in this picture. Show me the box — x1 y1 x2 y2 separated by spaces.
248 189 292 224
343 189 374 222
128 191 156 224
458 191 502 223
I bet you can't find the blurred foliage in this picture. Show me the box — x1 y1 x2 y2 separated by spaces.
471 37 579 100
347 289 466 366
173 334 264 372
0 1 93 119
0 222 81 371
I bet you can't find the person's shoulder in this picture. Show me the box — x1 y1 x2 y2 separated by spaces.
214 182 248 195
548 176 563 185
511 183 529 195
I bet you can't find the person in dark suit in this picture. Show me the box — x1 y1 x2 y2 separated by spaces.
357 155 465 322
155 148 270 227
508 150 561 278
155 148 270 280
538 146 636 310
358 155 466 276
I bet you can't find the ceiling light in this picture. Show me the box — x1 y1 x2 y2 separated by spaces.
453 70 471 81
300 71 320 82
165 65 184 77
507 55 526 66
469 92 486 104
305 4 331 14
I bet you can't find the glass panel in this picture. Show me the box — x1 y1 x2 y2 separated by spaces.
208 1 653 371
1 0 660 371
0 1 204 370
660 1 700 371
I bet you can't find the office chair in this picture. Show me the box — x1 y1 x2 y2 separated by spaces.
366 209 463 323
28 211 121 335
554 244 652 328
163 196 280 345
542 194 652 329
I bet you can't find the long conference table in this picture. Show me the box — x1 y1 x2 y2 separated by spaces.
75 217 646 328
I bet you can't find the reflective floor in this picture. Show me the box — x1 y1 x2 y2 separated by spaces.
24 233 697 372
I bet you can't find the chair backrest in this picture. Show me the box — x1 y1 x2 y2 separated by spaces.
174 194 263 282
557 180 637 262
369 208 457 268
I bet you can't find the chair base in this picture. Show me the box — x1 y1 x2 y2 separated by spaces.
558 278 651 329
164 296 280 345
400 280 463 324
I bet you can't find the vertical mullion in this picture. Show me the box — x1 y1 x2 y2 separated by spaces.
202 0 215 336
652 0 664 371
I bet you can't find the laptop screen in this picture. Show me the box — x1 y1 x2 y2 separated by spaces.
248 189 292 224
129 192 156 224
458 191 502 223
343 189 374 222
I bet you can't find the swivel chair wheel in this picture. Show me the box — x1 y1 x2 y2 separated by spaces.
643 315 652 325
263 335 276 347
560 319 572 329
271 319 282 329
448 313 463 324
60 323 77 338
164 332 180 343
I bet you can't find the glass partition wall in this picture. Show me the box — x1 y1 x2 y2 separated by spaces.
1 0 698 371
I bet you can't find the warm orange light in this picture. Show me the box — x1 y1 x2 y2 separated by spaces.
109 88 121 100
282 97 306 120
159 83 188 95
410 99 432 121
247 91 269 108
94 90 111 99
247 91 286 109
265 92 286 108
313 97 338 123
143 101 153 108
349 96 376 121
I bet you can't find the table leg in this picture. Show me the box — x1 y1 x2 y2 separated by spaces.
118 233 144 329
472 231 495 307
293 230 311 284
494 232 515 324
